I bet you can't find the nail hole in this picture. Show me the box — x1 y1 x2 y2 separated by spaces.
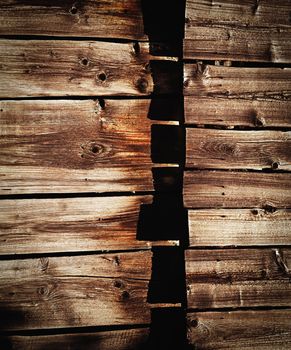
190 319 198 328
70 6 78 15
133 42 140 55
98 73 106 82
251 209 259 215
271 161 279 170
81 58 89 66
222 192 225 196
121 291 130 300
91 145 99 153
136 77 148 93
264 205 277 213
98 98 105 109
114 281 122 288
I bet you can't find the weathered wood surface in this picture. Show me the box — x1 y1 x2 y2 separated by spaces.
188 209 291 247
0 99 157 194
0 0 146 40
184 0 291 62
184 64 291 98
187 310 291 349
184 170 291 208
184 96 291 127
0 251 152 330
186 129 291 170
0 40 153 97
186 248 291 309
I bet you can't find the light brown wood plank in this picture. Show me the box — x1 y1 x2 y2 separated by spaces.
188 209 291 247
0 99 155 194
184 64 291 98
0 251 152 330
186 129 291 170
187 310 291 349
0 0 146 40
0 40 153 98
184 96 291 127
183 170 291 208
186 248 291 309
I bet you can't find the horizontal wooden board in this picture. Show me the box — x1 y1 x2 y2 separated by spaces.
0 0 146 40
0 99 156 194
0 251 152 330
188 209 291 247
0 40 153 98
184 64 291 98
186 248 291 309
186 128 291 170
187 310 291 349
184 96 291 127
183 170 291 208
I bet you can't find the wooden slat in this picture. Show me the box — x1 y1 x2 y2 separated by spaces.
0 99 156 194
184 0 291 62
0 40 153 98
0 0 146 40
187 310 291 349
184 96 291 127
0 251 152 330
184 64 291 98
186 128 291 170
183 170 291 208
188 209 291 247
186 248 291 309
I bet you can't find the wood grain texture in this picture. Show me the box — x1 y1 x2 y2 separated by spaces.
0 0 146 40
188 209 291 247
0 251 152 330
184 96 291 127
187 310 291 349
0 99 156 194
186 248 291 308
0 40 153 98
186 128 291 170
184 64 291 98
184 0 291 62
183 170 291 208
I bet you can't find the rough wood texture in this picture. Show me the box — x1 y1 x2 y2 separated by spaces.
184 0 291 62
186 248 291 309
0 40 153 98
0 99 157 194
186 128 291 171
184 64 291 98
187 310 291 349
0 251 152 330
184 170 291 208
184 96 291 127
188 209 291 247
0 0 146 40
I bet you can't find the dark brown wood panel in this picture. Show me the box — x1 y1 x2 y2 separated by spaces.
0 251 152 330
187 310 291 349
0 0 146 40
184 170 291 208
186 248 291 309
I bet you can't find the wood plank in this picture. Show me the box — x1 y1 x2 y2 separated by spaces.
186 128 291 170
184 96 291 127
0 0 146 40
184 64 291 98
0 40 153 98
187 310 291 349
183 170 291 208
0 251 152 330
0 99 156 194
188 209 291 247
186 248 291 309
184 0 291 62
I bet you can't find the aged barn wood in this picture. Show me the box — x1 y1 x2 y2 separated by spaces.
184 64 291 98
1 328 150 350
0 99 161 194
188 209 291 247
0 251 152 330
0 40 153 98
0 0 146 40
184 170 291 208
186 129 291 170
186 248 291 309
184 0 291 62
187 310 291 349
184 96 291 127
